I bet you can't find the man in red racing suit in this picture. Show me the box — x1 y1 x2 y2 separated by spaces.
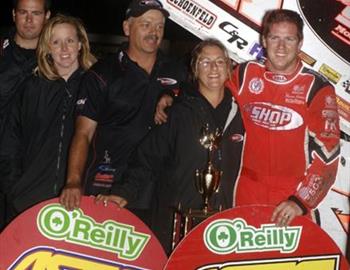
227 9 340 226
229 9 339 226
154 9 341 226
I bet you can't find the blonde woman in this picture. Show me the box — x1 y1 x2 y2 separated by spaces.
0 14 95 224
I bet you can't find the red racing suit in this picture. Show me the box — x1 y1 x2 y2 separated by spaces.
227 60 340 213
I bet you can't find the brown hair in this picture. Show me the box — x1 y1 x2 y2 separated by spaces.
262 9 304 41
190 38 232 82
36 14 96 80
13 0 51 12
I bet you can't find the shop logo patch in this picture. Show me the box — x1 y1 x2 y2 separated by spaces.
244 102 303 130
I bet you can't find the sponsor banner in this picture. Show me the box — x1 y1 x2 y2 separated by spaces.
162 0 262 63
297 0 350 64
159 0 350 134
165 205 349 269
0 196 167 269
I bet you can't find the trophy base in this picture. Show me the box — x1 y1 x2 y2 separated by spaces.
172 208 218 250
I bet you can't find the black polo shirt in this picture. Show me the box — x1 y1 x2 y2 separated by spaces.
77 49 186 195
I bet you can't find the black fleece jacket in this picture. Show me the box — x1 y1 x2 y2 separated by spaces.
0 69 84 219
114 87 245 210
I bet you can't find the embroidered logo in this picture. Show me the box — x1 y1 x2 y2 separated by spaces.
157 77 178 86
248 77 264 94
76 98 87 105
272 74 287 82
230 134 244 142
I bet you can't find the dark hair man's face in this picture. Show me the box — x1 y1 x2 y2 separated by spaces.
262 21 303 74
13 0 50 43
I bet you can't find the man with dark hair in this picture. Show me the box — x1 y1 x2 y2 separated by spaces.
59 0 185 222
227 9 340 226
0 0 50 230
12 0 51 12
155 8 340 229
1 0 51 136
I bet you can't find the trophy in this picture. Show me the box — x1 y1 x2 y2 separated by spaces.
195 124 222 214
172 124 222 249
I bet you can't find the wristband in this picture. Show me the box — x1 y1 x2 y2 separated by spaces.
288 195 308 215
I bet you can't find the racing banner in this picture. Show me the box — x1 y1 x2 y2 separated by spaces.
160 0 350 255
165 206 349 269
0 196 167 269
160 0 350 133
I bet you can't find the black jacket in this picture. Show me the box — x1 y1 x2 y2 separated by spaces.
113 87 245 252
77 48 186 195
115 88 244 208
0 30 37 229
0 69 84 219
0 31 37 140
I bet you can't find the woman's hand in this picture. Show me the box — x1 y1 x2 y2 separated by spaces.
59 182 82 211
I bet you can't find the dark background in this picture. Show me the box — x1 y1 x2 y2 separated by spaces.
0 0 199 57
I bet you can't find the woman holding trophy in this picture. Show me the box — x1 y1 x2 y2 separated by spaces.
95 39 245 254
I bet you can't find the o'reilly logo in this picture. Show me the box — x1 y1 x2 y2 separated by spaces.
204 218 302 254
37 204 150 261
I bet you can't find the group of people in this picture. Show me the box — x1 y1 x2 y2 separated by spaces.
0 0 340 256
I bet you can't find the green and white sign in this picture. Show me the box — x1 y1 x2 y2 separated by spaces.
37 204 150 260
204 218 301 254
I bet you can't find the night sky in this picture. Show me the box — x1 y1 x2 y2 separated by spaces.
0 0 197 41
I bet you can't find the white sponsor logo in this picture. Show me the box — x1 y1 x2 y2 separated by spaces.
297 174 322 203
76 98 87 105
140 0 162 7
272 74 287 82
292 84 305 94
204 218 301 255
323 109 338 133
167 0 216 29
230 134 244 142
244 102 303 130
285 85 306 104
157 77 178 85
285 97 304 105
325 95 337 108
248 77 264 94
2 39 9 49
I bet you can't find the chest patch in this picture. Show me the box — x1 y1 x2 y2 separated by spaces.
248 77 264 94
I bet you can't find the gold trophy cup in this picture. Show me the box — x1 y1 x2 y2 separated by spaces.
195 124 222 214
195 161 221 214
172 124 222 249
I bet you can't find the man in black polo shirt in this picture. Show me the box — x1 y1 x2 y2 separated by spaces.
60 0 185 219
